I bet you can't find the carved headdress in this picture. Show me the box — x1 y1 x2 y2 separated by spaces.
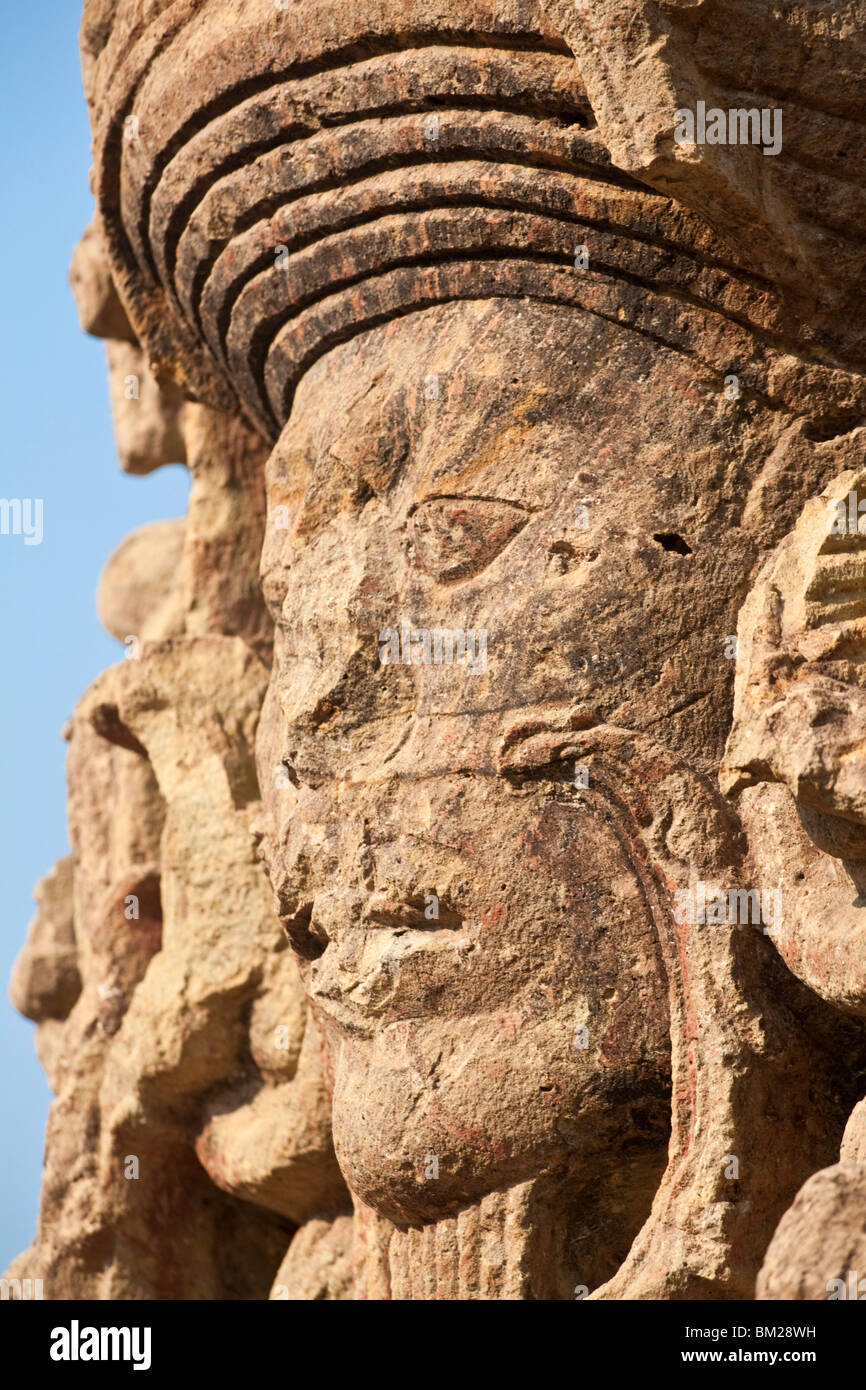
83 0 866 441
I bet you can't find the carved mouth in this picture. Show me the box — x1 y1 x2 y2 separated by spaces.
363 890 463 931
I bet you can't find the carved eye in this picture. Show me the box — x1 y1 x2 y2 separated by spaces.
410 497 530 583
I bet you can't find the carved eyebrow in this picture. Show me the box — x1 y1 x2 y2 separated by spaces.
409 494 537 511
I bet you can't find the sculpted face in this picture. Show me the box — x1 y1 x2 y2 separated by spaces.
11 0 862 1307
256 295 793 1239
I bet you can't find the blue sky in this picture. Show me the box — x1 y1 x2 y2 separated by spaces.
0 8 189 1270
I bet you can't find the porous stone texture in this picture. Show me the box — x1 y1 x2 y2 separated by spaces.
757 1096 866 1301
97 518 186 643
6 0 866 1299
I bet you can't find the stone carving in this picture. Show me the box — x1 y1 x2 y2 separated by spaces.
6 0 866 1299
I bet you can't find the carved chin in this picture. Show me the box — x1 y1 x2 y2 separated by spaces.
330 1076 533 1227
327 1033 611 1227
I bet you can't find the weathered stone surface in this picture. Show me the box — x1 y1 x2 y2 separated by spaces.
722 463 866 1014
757 1159 866 1301
69 216 136 343
8 0 866 1301
68 215 189 474
97 518 186 644
9 856 80 1026
543 0 866 365
255 295 866 1299
270 1213 353 1300
104 340 188 475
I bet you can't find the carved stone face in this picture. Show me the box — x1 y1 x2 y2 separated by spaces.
14 0 860 1307
256 295 796 1235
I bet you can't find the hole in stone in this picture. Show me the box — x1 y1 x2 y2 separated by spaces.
653 532 692 555
284 903 327 961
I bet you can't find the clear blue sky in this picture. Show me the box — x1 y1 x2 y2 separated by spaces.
0 7 189 1271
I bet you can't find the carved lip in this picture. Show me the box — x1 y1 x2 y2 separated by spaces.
363 890 464 931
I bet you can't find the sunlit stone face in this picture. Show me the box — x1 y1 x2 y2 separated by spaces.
256 294 789 1234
